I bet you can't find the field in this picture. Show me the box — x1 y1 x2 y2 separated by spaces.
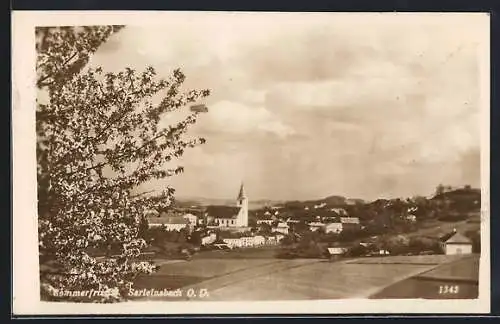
370 254 479 299
133 250 479 301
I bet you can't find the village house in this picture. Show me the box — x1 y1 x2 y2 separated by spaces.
340 217 361 231
275 234 285 242
182 213 198 226
440 229 473 255
340 217 360 224
148 215 190 231
222 235 268 248
325 222 343 234
223 238 243 248
201 232 217 246
257 218 274 225
308 221 326 232
263 234 284 245
314 202 327 209
253 235 265 246
273 222 290 235
331 208 348 216
405 214 417 222
327 247 348 260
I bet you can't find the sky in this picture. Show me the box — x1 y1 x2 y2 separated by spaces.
87 13 485 201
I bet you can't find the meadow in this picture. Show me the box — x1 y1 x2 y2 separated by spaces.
133 252 478 301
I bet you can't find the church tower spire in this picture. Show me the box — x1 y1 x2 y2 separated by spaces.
236 182 248 227
237 182 247 201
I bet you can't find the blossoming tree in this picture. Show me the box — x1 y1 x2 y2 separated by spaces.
36 26 210 302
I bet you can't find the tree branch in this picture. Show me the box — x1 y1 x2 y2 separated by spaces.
37 51 79 87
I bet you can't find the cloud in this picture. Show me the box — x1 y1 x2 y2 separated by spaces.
198 100 295 138
90 14 483 200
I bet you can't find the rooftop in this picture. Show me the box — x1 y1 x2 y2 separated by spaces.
440 231 473 244
148 215 189 225
206 205 241 219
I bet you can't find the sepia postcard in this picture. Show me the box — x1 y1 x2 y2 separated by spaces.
12 11 491 315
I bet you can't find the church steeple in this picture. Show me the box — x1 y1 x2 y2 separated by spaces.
236 182 248 227
237 182 247 201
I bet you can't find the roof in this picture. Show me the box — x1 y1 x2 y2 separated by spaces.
144 209 159 217
327 247 348 255
440 231 473 244
340 217 360 224
326 222 342 226
309 222 325 227
159 211 177 218
237 183 247 200
206 205 241 219
148 216 189 225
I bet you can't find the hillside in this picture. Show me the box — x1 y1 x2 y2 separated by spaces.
174 197 283 210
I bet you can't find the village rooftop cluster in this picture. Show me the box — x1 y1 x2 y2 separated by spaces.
142 183 480 259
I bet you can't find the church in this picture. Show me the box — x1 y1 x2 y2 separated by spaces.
205 183 249 230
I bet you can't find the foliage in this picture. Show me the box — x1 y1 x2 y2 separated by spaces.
276 242 325 259
437 213 468 222
257 223 273 235
346 244 368 257
36 26 210 302
383 235 410 255
465 230 481 253
217 230 254 239
408 236 441 254
291 221 310 234
280 234 298 246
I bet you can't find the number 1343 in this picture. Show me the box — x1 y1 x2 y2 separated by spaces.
439 285 459 294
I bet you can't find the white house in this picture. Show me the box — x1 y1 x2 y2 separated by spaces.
257 219 274 225
330 208 348 216
327 247 348 257
314 202 327 209
222 235 268 248
274 222 289 235
183 213 198 226
440 230 473 255
406 214 417 222
340 217 361 231
201 232 217 245
325 222 343 234
265 234 285 245
340 217 360 224
222 238 241 248
148 215 189 231
308 222 326 232
254 235 265 246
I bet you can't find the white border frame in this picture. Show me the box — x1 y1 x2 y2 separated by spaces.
12 11 491 315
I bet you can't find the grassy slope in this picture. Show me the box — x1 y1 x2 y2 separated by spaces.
407 216 481 239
